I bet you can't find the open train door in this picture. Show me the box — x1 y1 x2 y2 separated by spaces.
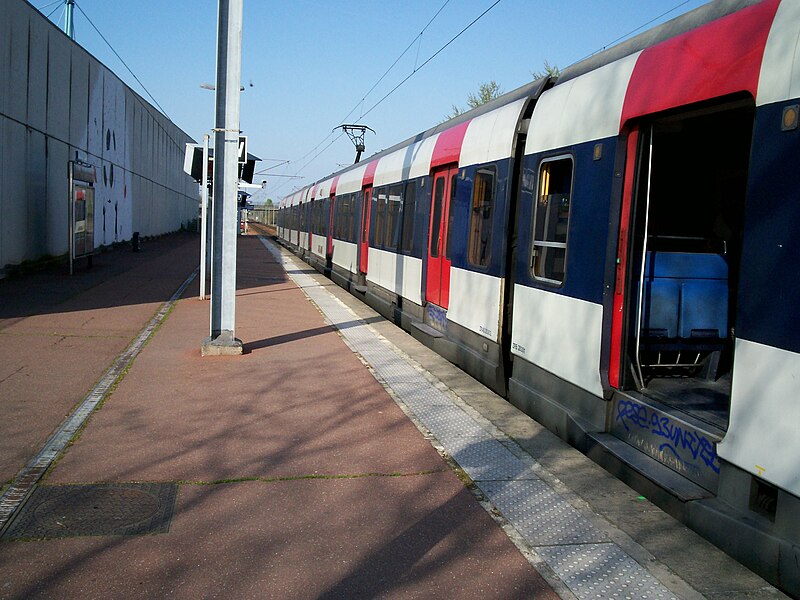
610 95 755 436
426 165 458 308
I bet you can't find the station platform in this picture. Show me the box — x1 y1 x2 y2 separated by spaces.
0 230 786 599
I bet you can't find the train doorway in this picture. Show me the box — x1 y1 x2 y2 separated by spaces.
426 166 458 308
617 97 754 431
359 186 372 274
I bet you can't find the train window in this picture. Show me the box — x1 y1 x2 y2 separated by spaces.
349 193 358 243
340 195 348 241
445 174 458 259
430 177 445 258
385 184 402 251
532 156 573 284
343 195 351 241
468 166 496 267
353 193 359 243
337 195 349 240
333 199 340 238
369 189 379 246
374 188 387 247
401 181 416 253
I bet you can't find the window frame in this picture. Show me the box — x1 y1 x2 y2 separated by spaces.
467 165 497 268
530 154 574 286
373 187 386 248
385 184 403 251
400 180 416 254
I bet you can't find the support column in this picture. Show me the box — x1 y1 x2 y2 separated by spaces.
201 0 243 356
199 134 210 300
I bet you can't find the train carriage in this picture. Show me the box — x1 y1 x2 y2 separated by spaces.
276 0 800 593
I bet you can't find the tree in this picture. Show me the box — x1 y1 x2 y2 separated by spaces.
446 80 503 120
531 60 560 80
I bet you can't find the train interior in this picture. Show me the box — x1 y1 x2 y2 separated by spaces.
623 97 755 431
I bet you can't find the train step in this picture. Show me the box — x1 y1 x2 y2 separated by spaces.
609 391 723 492
410 321 444 338
587 432 713 518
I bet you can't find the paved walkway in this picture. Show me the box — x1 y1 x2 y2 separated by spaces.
0 232 785 599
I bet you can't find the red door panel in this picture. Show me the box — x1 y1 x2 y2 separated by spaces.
608 128 640 389
360 187 372 274
327 195 334 257
426 166 458 308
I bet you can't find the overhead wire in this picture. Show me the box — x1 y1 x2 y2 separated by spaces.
274 0 501 196
357 0 501 123
45 2 64 21
576 0 695 62
73 1 171 118
287 0 451 170
269 0 697 200
37 0 63 14
64 1 192 155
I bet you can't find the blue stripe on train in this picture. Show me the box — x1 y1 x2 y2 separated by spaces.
737 100 800 354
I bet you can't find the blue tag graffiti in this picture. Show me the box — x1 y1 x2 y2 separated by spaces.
426 303 447 333
616 399 720 474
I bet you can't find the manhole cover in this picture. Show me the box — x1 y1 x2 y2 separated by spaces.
1 483 177 540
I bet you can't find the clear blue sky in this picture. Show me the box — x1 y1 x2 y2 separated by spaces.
38 0 710 203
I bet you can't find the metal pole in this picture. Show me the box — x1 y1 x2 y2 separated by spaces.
68 161 74 275
201 0 243 356
64 0 75 40
199 134 209 300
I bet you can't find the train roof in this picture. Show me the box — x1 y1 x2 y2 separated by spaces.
558 0 763 84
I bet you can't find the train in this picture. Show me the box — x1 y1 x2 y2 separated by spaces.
276 0 800 593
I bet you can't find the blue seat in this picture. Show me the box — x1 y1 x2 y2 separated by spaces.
642 279 680 338
642 252 728 343
680 280 728 338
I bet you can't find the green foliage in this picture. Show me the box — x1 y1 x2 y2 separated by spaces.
531 60 561 80
446 80 503 121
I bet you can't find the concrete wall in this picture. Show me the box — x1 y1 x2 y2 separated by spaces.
0 0 198 271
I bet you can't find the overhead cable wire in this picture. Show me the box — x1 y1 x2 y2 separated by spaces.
342 0 450 125
38 0 63 14
357 0 502 122
74 1 171 118
45 2 63 20
69 2 192 155
64 3 192 154
276 0 499 196
576 0 694 62
270 132 346 196
278 0 701 198
288 0 451 169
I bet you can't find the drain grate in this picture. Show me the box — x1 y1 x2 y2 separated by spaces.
1 483 177 540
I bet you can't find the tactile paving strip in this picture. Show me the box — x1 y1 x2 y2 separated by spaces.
479 480 608 546
449 438 539 481
412 403 488 436
263 239 680 600
536 543 677 600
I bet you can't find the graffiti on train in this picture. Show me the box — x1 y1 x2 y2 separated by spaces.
426 303 448 334
615 399 720 474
